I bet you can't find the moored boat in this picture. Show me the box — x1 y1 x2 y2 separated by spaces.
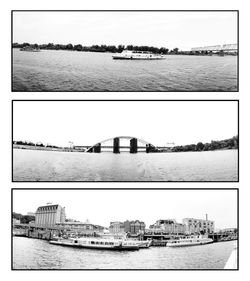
138 239 152 248
166 235 213 247
20 46 41 52
49 237 140 251
112 50 165 60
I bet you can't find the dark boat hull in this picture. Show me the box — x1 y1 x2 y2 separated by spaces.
113 57 165 60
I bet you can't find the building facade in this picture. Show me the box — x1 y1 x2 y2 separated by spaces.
56 222 105 233
183 217 214 234
35 204 66 226
124 220 146 234
109 221 125 234
149 219 186 235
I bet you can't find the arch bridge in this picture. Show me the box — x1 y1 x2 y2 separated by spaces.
85 136 158 154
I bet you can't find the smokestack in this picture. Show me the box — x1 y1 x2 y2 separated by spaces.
206 214 208 221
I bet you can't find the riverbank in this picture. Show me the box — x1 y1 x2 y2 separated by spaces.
13 144 238 153
12 45 237 56
13 144 79 152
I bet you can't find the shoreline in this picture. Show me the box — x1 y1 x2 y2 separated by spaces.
13 47 237 57
13 144 238 153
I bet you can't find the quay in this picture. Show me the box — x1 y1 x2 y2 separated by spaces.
13 223 238 245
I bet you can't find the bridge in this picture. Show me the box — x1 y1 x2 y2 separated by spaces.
74 136 171 154
191 43 237 53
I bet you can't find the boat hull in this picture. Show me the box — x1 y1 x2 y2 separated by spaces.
50 240 139 251
113 56 165 60
167 240 213 247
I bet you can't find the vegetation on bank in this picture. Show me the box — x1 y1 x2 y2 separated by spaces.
13 42 173 54
12 212 35 224
13 140 59 148
12 42 236 55
170 135 238 153
13 135 238 152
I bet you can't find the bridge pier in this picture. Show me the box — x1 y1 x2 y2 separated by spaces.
146 144 154 153
130 138 138 153
113 137 120 154
93 143 101 153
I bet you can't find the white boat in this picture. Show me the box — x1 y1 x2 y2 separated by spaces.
138 240 152 248
112 50 165 60
49 237 140 251
166 235 213 247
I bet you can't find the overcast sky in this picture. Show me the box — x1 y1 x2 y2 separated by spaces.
13 11 237 50
13 101 238 147
13 189 237 229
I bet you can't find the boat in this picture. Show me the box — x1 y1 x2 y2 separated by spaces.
112 50 165 60
138 239 152 248
20 46 41 52
166 235 213 247
49 237 140 251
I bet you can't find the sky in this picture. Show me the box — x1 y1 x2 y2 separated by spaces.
13 11 238 50
13 189 238 229
13 101 238 147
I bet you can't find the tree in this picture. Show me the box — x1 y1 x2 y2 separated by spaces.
173 48 179 54
66 44 73 50
74 44 83 51
196 142 205 151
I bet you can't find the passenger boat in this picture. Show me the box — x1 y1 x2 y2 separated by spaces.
166 235 213 247
20 46 41 52
112 50 165 60
49 237 140 251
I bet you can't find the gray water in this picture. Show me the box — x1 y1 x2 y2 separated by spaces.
13 149 238 181
12 49 237 92
13 237 235 269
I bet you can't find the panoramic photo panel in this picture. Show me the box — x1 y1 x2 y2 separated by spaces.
12 100 239 182
12 188 238 270
12 10 238 92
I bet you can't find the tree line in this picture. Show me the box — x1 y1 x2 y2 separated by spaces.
13 212 35 224
170 135 238 153
13 42 178 54
13 135 238 152
13 140 59 148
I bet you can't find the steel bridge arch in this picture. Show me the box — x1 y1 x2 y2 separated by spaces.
85 136 156 152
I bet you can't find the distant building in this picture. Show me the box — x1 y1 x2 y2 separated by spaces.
56 221 105 233
124 220 146 234
109 221 125 234
183 216 214 234
149 219 186 235
35 204 66 226
218 228 237 235
27 212 36 216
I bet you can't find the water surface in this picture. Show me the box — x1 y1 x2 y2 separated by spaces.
13 237 236 269
13 149 238 181
12 49 238 91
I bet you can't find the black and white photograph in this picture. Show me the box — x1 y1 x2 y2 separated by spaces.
12 100 239 182
12 10 238 92
12 188 238 270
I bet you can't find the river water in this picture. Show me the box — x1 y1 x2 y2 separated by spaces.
12 49 237 92
13 237 235 269
13 149 238 181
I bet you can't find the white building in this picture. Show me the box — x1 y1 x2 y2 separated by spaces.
35 203 66 226
183 216 214 234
